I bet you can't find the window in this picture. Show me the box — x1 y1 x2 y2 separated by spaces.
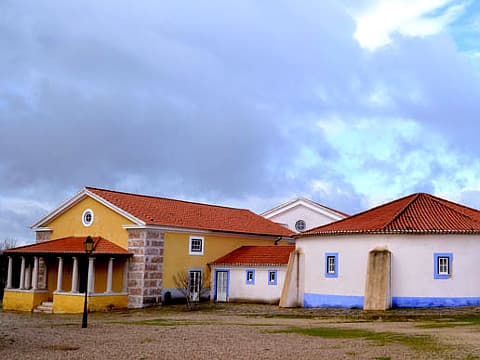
82 209 94 227
189 236 204 255
246 269 255 285
325 253 338 278
434 253 453 279
268 270 278 285
295 219 306 232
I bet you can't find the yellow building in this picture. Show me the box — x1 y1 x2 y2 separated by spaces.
3 187 293 312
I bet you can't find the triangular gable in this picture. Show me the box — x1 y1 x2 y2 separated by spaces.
31 187 145 229
261 197 347 220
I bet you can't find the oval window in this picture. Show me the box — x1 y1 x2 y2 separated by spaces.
295 219 306 232
82 209 94 227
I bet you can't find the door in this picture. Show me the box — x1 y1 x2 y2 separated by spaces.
215 270 228 302
189 270 202 302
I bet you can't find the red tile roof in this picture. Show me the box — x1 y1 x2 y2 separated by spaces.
5 237 131 255
301 193 480 237
210 245 295 266
86 187 293 237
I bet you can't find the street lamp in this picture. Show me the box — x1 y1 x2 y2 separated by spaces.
82 236 94 328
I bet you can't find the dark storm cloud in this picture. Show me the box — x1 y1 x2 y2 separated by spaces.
1 1 367 195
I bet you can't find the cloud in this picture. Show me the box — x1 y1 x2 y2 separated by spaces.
351 0 467 50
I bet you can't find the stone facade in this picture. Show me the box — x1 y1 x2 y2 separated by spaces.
38 257 48 290
127 229 164 308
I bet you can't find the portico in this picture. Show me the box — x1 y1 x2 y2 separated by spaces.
3 236 132 313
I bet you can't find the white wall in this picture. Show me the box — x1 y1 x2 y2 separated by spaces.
268 204 339 232
297 234 480 306
211 265 287 304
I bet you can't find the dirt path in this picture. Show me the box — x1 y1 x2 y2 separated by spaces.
1 304 480 359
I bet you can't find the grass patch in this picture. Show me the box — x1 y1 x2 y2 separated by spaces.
416 316 480 329
272 327 443 352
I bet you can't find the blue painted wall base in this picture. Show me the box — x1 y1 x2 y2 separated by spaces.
304 293 480 308
304 293 364 308
392 296 480 308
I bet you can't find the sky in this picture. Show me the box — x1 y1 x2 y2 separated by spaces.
1 0 480 244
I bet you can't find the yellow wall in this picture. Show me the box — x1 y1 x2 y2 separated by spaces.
53 293 128 313
45 196 135 249
163 232 288 288
53 293 84 313
3 290 49 312
88 294 128 312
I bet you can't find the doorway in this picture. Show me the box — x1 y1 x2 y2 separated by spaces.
215 270 228 302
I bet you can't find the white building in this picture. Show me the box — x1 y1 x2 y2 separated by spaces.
283 193 480 309
261 197 347 233
209 245 294 304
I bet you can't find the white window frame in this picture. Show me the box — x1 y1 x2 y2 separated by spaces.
82 209 94 227
189 236 204 255
438 257 449 275
188 269 202 301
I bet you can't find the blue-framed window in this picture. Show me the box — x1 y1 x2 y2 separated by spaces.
246 269 255 285
268 270 278 285
434 253 453 279
325 253 338 278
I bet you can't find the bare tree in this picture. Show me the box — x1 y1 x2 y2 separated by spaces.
0 238 18 251
0 238 18 300
172 270 209 309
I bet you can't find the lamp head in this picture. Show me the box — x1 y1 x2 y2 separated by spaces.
84 236 94 253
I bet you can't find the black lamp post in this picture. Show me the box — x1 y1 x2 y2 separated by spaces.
82 236 94 328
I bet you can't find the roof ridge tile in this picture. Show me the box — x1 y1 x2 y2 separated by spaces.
383 193 421 230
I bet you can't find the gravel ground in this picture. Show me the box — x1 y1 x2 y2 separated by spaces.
2 304 480 359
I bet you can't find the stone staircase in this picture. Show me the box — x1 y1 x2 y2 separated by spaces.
34 301 53 314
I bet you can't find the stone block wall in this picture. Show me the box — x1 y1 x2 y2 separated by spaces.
127 229 164 308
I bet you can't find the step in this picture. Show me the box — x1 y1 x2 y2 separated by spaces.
34 301 54 313
33 308 53 314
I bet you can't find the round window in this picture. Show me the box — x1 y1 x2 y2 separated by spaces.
295 219 306 232
82 209 94 227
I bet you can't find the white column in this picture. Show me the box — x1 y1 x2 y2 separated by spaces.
106 257 114 293
87 257 95 294
56 257 64 292
25 262 32 290
6 256 13 289
71 257 79 292
122 258 129 293
19 256 26 290
32 256 39 290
